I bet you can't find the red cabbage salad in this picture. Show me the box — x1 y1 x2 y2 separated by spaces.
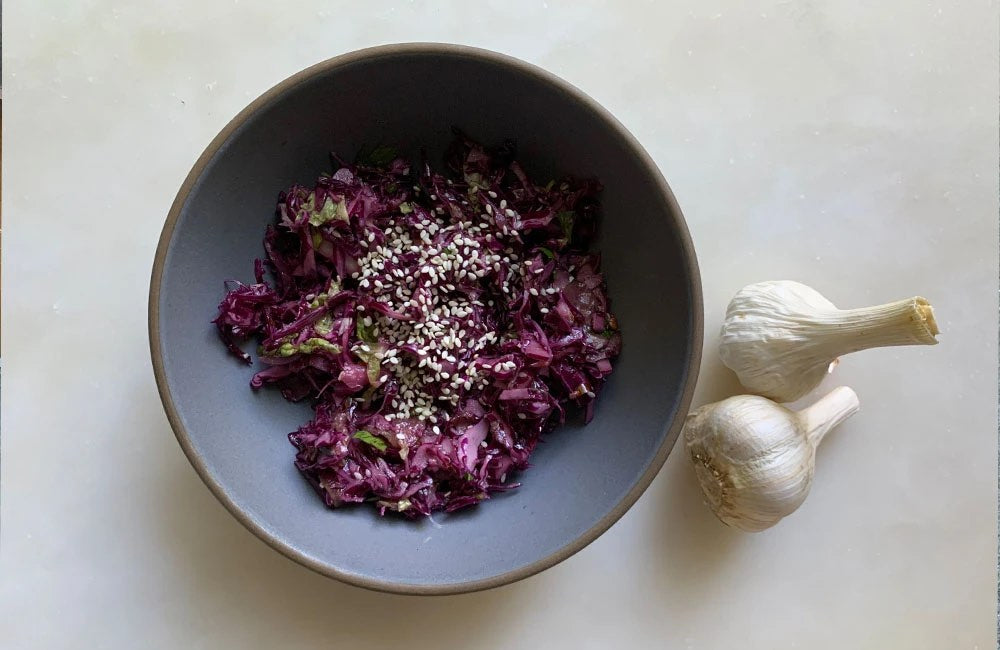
213 134 622 517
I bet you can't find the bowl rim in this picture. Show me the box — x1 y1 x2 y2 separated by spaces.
148 42 703 596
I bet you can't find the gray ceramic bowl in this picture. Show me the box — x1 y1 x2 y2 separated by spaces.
150 43 702 594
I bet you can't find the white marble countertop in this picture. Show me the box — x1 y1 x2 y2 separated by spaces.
3 1 997 648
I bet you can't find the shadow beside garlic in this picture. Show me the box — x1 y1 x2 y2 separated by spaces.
633 344 752 600
646 451 750 602
690 344 748 408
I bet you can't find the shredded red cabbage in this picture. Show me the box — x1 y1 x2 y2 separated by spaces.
213 133 621 517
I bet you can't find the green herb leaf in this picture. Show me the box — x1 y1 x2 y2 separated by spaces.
299 338 341 355
556 211 575 243
357 144 397 167
537 246 555 259
305 193 350 227
364 352 382 385
360 384 379 404
334 199 349 222
356 316 377 345
399 201 413 215
308 197 335 226
264 337 341 358
464 171 485 190
377 498 412 512
353 430 387 452
354 317 383 384
307 280 342 308
313 315 334 336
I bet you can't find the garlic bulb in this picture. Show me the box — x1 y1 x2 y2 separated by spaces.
684 386 860 532
719 281 938 402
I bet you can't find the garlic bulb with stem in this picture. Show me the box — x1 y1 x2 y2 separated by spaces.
684 386 860 532
719 280 938 402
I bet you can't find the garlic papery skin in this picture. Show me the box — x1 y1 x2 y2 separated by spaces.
719 280 939 402
684 387 860 532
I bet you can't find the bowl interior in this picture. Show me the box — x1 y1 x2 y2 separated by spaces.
154 46 700 593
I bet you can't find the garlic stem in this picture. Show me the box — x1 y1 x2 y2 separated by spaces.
799 386 860 446
822 297 939 353
718 282 940 402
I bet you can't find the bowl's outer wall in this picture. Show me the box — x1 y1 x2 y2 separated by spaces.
154 47 700 592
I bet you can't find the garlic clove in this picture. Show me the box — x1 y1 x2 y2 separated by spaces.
684 387 860 532
719 281 938 402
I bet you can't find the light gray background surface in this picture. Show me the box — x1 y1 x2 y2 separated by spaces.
3 1 997 648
